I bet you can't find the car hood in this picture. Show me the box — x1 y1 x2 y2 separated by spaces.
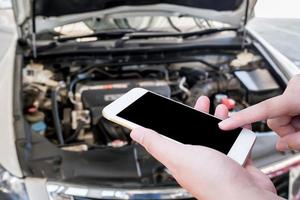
12 0 256 34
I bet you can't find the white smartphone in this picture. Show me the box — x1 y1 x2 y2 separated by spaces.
102 88 256 165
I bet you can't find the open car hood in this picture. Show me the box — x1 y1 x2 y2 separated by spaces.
12 0 256 34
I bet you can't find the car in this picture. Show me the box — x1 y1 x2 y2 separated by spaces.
0 0 300 199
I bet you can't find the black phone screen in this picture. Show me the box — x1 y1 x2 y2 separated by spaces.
117 92 242 154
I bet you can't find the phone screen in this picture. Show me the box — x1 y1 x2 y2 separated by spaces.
117 92 242 154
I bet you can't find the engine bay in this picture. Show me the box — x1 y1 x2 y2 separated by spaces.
16 46 288 188
22 50 282 150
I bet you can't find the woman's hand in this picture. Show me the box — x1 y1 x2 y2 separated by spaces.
130 96 278 200
219 75 300 151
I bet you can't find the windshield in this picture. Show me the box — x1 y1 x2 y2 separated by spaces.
53 16 231 38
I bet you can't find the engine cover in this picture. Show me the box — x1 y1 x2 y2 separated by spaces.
76 79 171 110
74 79 171 131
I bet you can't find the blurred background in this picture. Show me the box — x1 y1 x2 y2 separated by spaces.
255 0 300 18
251 0 300 68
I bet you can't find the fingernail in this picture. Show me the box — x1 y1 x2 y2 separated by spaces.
218 119 231 129
130 127 146 143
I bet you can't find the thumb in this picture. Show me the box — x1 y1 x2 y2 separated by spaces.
219 95 288 130
131 127 184 169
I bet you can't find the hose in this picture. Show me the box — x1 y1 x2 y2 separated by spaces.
65 121 84 143
186 77 241 106
51 84 65 145
68 73 94 104
186 81 219 106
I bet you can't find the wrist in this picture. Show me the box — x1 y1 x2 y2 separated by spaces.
226 173 279 200
208 167 278 200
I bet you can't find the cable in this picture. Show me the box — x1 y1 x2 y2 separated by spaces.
76 57 224 76
193 18 206 29
65 121 84 143
167 17 182 32
68 73 96 104
133 145 142 177
140 17 154 31
179 77 191 96
204 20 212 28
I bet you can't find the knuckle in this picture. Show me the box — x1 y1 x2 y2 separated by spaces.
262 97 280 118
287 136 300 150
142 131 156 152
139 131 146 146
145 141 154 152
292 116 300 129
262 100 271 115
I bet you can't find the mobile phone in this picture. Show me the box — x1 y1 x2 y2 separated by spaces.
102 88 256 165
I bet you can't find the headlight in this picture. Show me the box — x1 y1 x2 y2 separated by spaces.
0 165 29 200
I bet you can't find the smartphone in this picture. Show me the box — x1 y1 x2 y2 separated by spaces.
102 88 256 165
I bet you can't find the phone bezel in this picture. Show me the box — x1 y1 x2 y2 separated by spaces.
102 88 256 165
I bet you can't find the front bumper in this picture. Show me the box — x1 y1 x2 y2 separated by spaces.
46 182 192 200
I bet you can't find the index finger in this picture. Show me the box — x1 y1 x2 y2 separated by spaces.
219 95 287 130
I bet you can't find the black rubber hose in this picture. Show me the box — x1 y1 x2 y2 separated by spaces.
65 121 84 143
186 81 219 106
186 77 240 106
51 88 64 145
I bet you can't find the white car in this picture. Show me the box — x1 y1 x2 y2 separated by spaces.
0 0 300 199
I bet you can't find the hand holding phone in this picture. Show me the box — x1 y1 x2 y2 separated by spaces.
103 92 276 200
103 88 256 165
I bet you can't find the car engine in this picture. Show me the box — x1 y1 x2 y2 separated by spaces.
22 51 282 150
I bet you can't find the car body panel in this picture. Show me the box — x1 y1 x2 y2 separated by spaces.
34 0 245 16
25 178 49 200
0 9 22 177
246 27 300 78
46 181 192 199
12 0 256 34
